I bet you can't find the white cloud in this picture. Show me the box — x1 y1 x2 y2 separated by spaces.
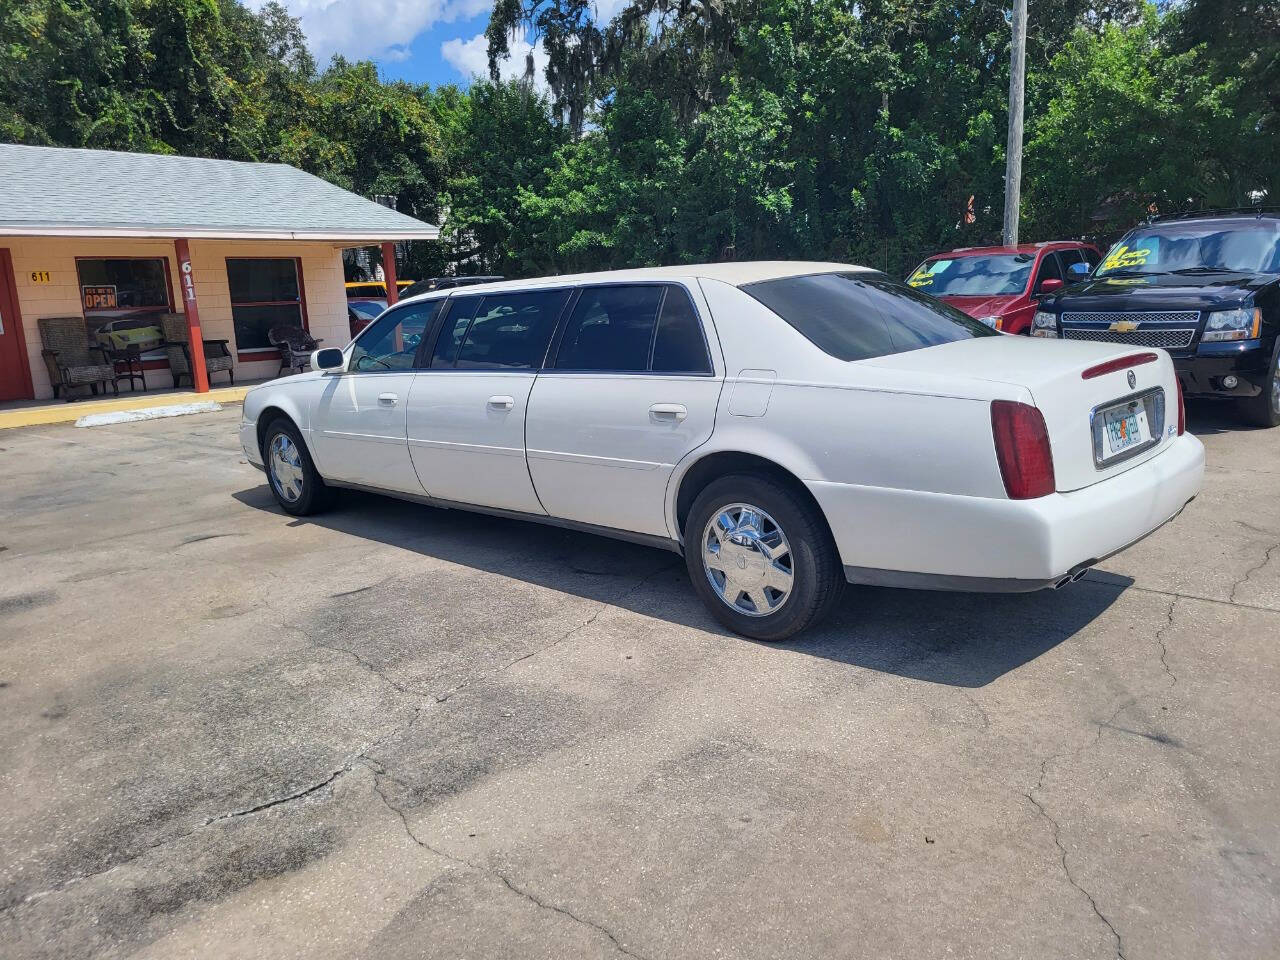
441 31 549 89
247 0 492 64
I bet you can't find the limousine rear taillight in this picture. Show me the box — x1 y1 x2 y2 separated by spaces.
991 400 1056 499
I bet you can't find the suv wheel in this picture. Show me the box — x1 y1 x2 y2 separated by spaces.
1238 342 1280 428
685 474 844 641
262 418 333 515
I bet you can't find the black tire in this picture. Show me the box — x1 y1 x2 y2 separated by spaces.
260 417 333 516
684 473 844 642
1236 341 1280 428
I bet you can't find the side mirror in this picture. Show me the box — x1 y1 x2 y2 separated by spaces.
1038 277 1065 294
312 347 345 371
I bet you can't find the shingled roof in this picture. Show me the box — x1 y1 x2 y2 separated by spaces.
0 144 440 242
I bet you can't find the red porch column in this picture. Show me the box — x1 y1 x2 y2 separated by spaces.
175 238 209 393
382 241 399 306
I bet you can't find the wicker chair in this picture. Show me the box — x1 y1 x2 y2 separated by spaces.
38 316 117 401
160 313 234 388
267 324 323 375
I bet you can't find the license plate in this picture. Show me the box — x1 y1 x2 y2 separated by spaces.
1100 401 1149 461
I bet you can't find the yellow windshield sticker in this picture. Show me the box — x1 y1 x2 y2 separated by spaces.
1101 244 1152 272
908 260 948 287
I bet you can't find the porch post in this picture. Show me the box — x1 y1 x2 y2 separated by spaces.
174 239 209 393
382 241 399 306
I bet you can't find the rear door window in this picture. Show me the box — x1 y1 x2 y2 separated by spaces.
555 286 664 371
652 286 713 374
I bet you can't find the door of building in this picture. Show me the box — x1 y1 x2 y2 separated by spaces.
0 249 34 402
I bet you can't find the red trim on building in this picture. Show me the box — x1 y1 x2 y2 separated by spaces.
0 248 35 401
175 239 210 393
382 242 398 306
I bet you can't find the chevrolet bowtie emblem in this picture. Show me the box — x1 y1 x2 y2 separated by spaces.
1109 320 1139 333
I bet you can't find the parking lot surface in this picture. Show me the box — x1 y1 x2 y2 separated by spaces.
1 405 1278 959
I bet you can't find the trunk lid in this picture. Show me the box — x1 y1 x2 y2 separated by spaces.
861 336 1181 492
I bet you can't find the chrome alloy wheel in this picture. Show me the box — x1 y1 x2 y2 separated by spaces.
1272 366 1280 415
701 503 794 617
268 433 305 503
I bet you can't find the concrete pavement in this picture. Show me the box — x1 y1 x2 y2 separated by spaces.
0 404 1277 959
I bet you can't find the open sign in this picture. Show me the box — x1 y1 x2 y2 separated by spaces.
82 285 118 310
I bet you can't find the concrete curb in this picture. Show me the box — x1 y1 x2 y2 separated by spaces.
0 385 248 430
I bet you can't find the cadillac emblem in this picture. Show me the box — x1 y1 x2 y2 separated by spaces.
1127 370 1138 389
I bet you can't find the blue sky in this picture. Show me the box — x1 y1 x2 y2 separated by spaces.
245 0 562 89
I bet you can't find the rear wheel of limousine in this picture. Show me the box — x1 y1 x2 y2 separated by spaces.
685 474 845 642
262 418 333 516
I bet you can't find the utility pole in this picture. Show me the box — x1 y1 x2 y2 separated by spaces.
1003 0 1027 246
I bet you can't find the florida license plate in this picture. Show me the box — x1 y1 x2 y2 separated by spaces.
1100 401 1149 461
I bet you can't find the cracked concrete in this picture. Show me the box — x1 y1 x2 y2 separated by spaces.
1 403 1279 959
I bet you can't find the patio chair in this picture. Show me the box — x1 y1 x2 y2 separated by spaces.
160 313 234 388
38 316 117 401
267 324 323 376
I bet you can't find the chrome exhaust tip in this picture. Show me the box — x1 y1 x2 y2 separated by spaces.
1055 576 1073 590
1071 567 1091 583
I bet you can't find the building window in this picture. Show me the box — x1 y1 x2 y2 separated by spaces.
76 258 174 359
226 258 306 352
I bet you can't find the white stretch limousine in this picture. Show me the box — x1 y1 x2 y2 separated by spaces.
241 262 1204 640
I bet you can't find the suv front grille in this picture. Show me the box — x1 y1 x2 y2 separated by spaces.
1060 311 1199 350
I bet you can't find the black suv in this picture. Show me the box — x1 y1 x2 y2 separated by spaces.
1031 211 1280 427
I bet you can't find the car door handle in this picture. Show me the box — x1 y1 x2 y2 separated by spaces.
650 403 688 422
488 395 515 410
378 393 399 405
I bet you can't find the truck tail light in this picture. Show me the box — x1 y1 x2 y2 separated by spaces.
1176 378 1185 436
991 400 1056 499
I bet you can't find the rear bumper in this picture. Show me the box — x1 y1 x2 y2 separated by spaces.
810 433 1204 590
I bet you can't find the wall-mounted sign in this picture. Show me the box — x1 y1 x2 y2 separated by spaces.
30 270 51 284
82 285 118 310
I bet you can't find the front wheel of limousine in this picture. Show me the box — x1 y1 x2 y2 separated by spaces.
262 418 334 517
684 474 846 642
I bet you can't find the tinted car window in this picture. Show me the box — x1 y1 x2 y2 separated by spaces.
431 295 482 368
1035 252 1064 285
349 299 442 372
743 271 997 362
455 290 571 369
859 277 1001 352
555 286 664 371
652 285 713 374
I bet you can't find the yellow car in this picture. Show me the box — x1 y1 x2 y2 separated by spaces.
91 312 165 352
345 280 415 300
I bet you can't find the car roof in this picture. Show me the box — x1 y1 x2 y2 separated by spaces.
1139 214 1280 229
395 261 874 304
924 241 1089 259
